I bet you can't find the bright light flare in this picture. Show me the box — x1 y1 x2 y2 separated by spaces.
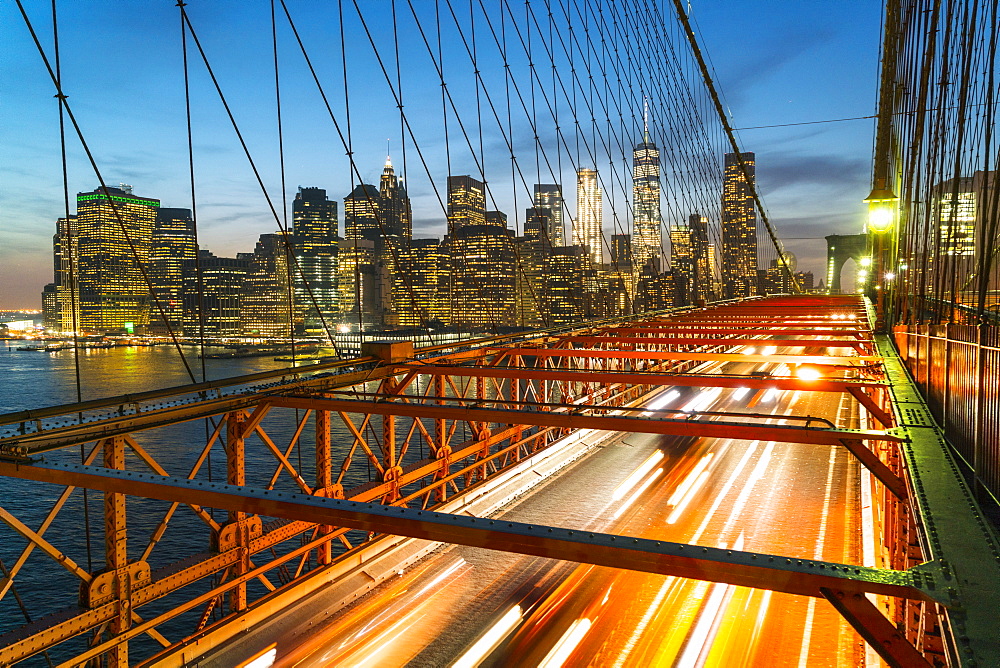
451 605 522 668
761 387 780 403
539 618 593 668
761 346 777 356
612 468 664 519
796 366 823 381
732 387 750 400
612 451 664 501
742 346 756 355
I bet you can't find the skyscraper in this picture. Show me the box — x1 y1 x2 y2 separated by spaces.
610 233 632 270
50 215 79 332
533 184 565 246
150 207 196 334
379 156 412 240
575 168 602 264
669 220 693 303
292 187 338 333
344 184 381 243
76 185 159 332
447 175 487 232
632 117 662 272
689 214 713 302
721 152 759 298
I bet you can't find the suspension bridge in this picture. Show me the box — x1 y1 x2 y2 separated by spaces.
1 1 999 666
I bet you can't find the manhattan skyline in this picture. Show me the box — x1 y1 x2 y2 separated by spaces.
0 1 882 308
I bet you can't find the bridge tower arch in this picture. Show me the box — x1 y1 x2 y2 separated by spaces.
825 234 869 294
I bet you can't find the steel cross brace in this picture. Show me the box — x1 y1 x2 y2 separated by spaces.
0 461 946 665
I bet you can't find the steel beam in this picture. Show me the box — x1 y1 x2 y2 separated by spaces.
563 336 869 351
390 365 884 393
820 587 933 668
0 462 940 604
265 396 901 446
484 348 879 365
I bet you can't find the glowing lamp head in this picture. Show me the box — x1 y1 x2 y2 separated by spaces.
864 184 898 233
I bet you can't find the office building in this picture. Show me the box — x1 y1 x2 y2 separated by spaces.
240 232 292 337
533 184 565 246
344 184 381 244
292 187 339 334
150 207 197 334
721 152 759 299
543 246 589 326
390 238 449 327
447 175 487 232
76 185 159 332
183 250 247 337
451 224 517 329
575 168 602 264
46 215 79 332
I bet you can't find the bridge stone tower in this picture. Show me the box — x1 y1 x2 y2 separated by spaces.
825 233 869 294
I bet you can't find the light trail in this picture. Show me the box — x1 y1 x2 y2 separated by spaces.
667 454 715 506
612 468 664 519
451 605 522 668
612 450 664 501
538 618 592 668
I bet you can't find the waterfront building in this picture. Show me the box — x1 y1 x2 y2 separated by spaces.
75 185 159 332
721 152 759 299
45 215 79 332
575 168 603 265
150 207 197 335
183 250 247 337
240 233 292 337
533 184 565 246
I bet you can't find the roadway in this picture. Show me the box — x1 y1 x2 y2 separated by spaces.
262 349 867 667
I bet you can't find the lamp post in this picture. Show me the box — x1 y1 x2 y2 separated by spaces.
864 180 898 331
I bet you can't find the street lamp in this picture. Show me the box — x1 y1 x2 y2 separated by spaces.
864 180 898 330
864 183 898 233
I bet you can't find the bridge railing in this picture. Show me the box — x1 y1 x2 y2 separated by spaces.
894 323 1000 510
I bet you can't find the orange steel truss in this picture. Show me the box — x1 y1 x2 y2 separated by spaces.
0 296 959 666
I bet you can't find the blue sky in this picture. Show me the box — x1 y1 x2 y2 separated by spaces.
0 1 882 307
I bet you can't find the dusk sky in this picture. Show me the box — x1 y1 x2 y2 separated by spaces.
0 1 882 308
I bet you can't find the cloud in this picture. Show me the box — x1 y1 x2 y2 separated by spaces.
762 153 868 193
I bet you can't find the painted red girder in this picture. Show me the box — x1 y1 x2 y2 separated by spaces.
390 364 880 393
484 347 879 365
562 336 870 351
265 396 900 446
0 461 936 604
596 327 871 338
